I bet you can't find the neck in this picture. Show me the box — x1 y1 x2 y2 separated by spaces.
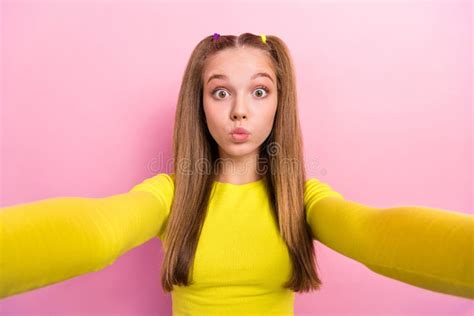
215 151 263 184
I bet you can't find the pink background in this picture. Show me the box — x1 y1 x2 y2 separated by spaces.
1 0 472 315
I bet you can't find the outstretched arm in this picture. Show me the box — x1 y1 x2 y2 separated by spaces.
0 173 174 299
304 178 474 299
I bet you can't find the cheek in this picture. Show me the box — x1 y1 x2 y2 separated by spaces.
204 104 220 124
203 96 229 122
203 103 225 137
256 103 277 130
263 114 276 137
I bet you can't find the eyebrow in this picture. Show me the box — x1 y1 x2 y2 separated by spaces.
206 72 274 84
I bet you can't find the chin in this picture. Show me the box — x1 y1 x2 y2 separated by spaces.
218 143 259 159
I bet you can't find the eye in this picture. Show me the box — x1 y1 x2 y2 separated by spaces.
211 86 270 100
253 86 269 98
212 88 230 99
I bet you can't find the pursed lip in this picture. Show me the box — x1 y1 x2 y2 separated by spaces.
230 127 250 135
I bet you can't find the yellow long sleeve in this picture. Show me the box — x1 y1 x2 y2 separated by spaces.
0 173 174 299
304 178 474 299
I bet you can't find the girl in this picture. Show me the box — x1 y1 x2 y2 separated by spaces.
1 33 472 315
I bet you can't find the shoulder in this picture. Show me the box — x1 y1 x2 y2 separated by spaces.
304 177 345 206
129 173 175 201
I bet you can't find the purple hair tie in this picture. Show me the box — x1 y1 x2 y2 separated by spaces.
212 33 220 41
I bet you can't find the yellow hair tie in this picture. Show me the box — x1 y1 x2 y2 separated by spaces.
260 34 267 44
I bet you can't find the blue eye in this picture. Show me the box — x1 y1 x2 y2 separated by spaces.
212 86 269 100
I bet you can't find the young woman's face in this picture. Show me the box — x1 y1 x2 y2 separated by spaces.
202 47 278 160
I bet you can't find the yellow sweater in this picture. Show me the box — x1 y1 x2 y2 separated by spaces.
0 173 472 315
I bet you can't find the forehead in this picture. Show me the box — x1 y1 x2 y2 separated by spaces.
203 47 275 83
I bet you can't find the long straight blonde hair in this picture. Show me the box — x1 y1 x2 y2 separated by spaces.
160 33 321 293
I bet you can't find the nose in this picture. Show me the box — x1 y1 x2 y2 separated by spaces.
231 112 247 120
230 94 248 121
